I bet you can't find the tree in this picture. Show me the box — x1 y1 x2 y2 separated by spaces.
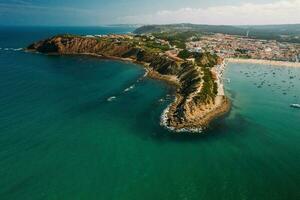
178 50 191 59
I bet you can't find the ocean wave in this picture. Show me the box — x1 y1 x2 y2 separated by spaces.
1 47 23 51
143 70 149 77
107 96 116 102
135 71 148 83
159 103 181 132
158 98 165 103
159 98 203 133
123 84 135 92
13 48 23 51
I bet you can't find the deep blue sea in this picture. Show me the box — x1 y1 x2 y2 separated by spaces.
0 26 299 200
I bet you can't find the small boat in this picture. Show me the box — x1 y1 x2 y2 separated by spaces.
290 104 300 108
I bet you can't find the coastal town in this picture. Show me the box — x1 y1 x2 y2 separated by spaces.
186 33 300 62
86 32 300 64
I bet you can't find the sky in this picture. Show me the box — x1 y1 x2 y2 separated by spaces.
0 0 299 26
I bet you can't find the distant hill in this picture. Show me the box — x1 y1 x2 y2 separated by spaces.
134 24 300 43
106 24 144 28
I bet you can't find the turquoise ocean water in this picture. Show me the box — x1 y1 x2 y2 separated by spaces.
0 27 299 200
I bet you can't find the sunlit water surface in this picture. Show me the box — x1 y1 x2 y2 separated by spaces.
0 27 299 200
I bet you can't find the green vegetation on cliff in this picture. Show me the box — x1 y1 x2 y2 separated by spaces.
194 67 218 104
27 33 219 100
27 33 223 129
178 49 191 59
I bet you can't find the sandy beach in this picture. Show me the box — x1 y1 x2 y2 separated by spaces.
226 58 300 68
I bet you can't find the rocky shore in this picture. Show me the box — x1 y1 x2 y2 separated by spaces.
27 35 230 133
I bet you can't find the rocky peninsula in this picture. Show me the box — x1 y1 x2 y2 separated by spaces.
27 34 230 132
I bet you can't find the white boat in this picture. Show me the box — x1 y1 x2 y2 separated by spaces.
290 104 300 108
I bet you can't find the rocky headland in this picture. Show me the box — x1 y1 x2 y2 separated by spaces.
27 34 230 132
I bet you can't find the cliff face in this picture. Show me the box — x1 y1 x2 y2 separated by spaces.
28 36 181 73
28 35 230 132
28 36 131 56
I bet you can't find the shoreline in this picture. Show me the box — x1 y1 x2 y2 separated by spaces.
140 60 230 133
47 52 229 133
63 53 230 133
226 58 300 68
67 52 182 87
159 60 230 133
160 95 231 133
26 36 231 133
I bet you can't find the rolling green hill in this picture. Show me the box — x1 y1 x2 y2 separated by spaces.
134 23 300 43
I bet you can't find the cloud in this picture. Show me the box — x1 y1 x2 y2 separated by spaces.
120 0 300 25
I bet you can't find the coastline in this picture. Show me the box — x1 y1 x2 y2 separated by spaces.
44 52 230 133
159 60 230 133
27 36 231 133
141 59 230 133
226 58 300 68
161 95 230 133
59 52 182 87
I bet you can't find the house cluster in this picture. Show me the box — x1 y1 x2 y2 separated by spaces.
186 34 300 62
140 34 171 46
85 34 134 40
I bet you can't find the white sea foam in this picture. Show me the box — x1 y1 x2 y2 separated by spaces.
13 48 23 51
143 70 148 77
123 84 135 92
107 96 116 102
159 97 203 133
2 47 22 51
85 35 95 38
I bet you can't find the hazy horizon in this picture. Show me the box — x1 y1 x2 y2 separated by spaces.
0 0 299 26
1 23 300 27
